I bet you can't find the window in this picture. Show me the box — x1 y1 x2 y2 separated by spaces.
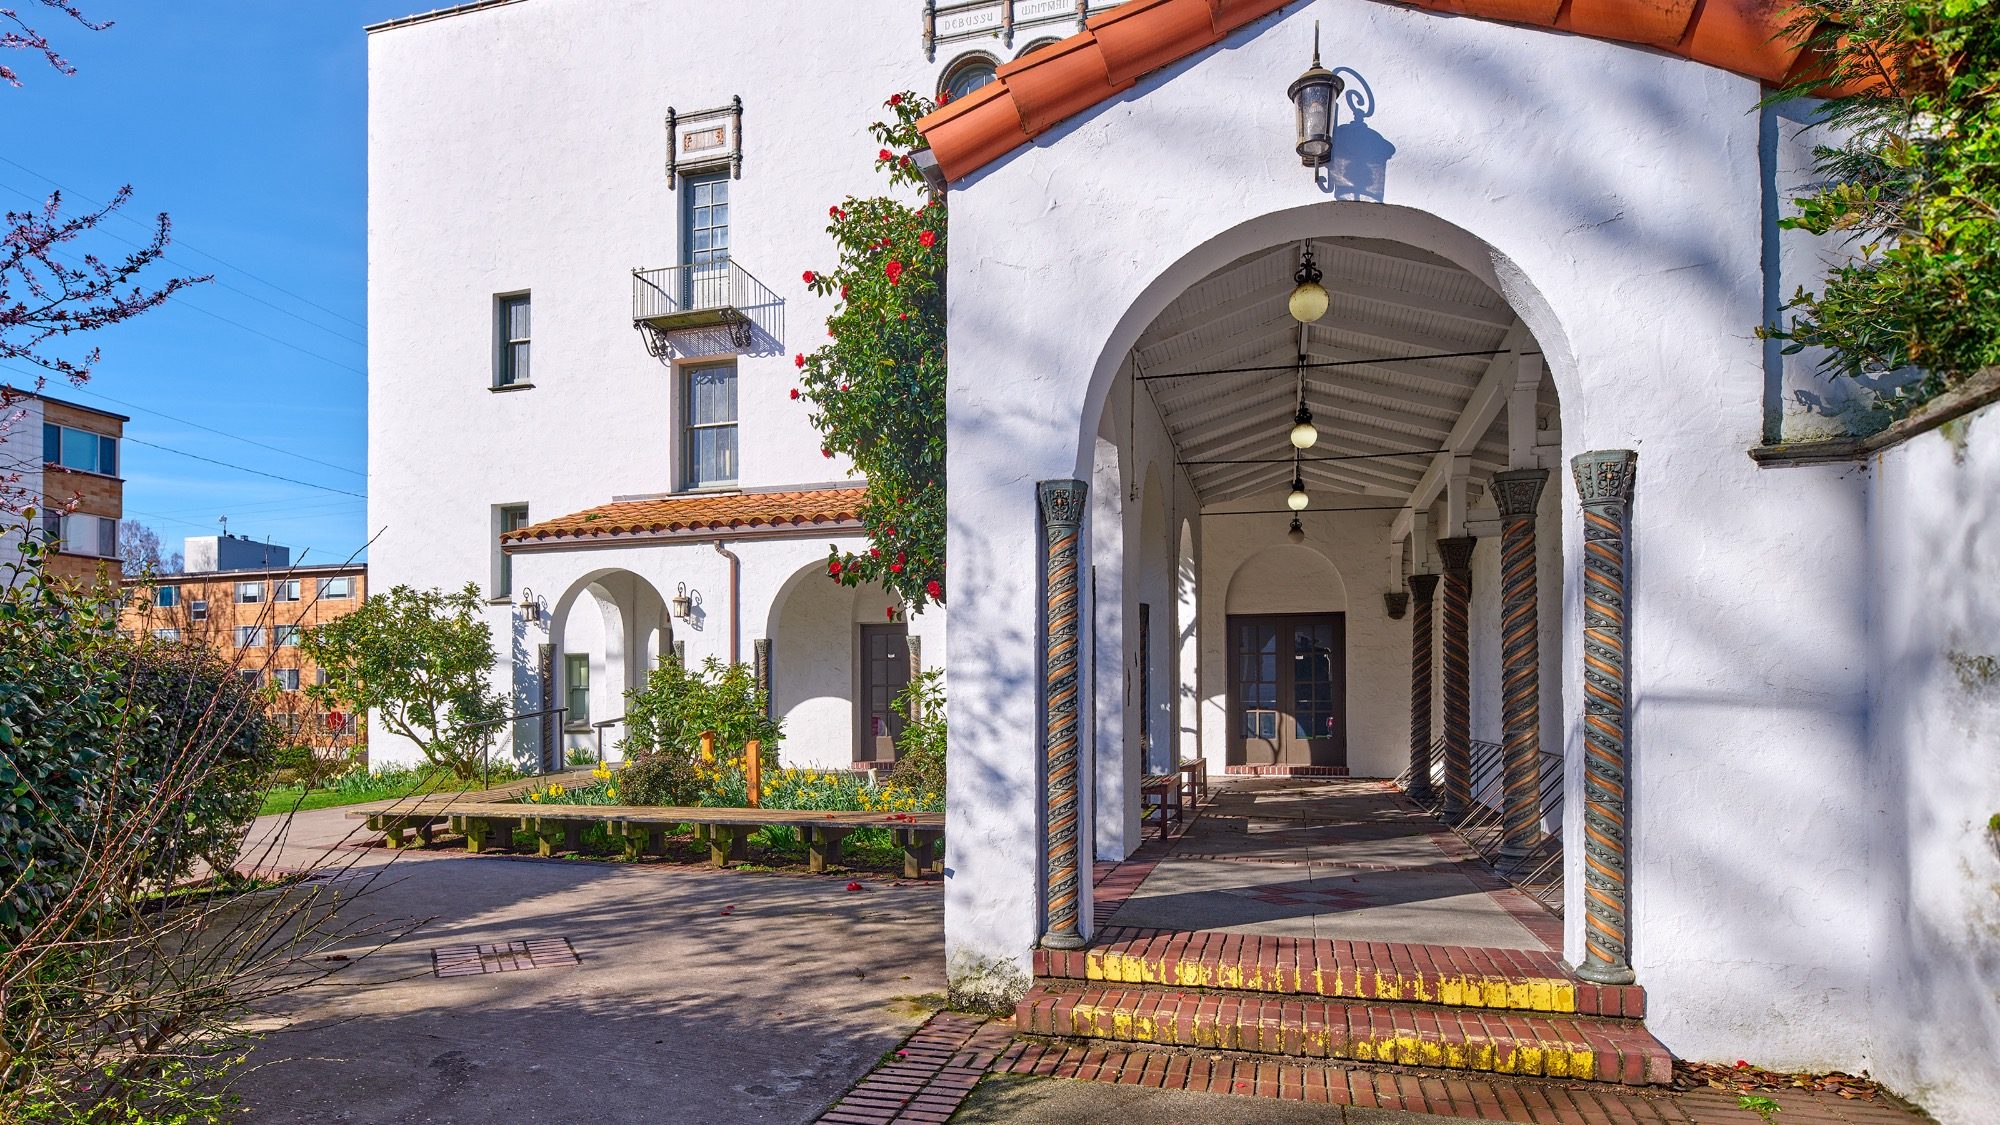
154 585 178 608
496 294 531 387
153 628 181 642
939 52 998 102
39 512 117 558
683 363 738 489
318 576 353 599
316 667 329 686
190 600 209 622
239 670 261 688
683 171 729 271
496 504 530 597
42 423 118 476
235 626 265 648
564 654 589 728
273 579 301 602
273 669 301 692
274 625 300 648
236 581 263 604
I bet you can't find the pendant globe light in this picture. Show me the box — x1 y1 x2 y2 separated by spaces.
1288 353 1318 449
1287 449 1310 512
1288 245 1329 324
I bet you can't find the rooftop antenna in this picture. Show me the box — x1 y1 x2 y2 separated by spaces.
218 516 228 538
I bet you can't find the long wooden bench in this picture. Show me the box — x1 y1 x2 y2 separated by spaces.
347 799 945 877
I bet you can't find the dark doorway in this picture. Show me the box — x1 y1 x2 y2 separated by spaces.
1226 613 1346 768
858 623 911 766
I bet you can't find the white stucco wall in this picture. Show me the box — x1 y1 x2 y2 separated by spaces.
367 0 952 770
1860 404 2000 1122
939 0 1894 1076
0 396 46 585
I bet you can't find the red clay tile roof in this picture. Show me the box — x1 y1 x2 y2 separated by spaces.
916 0 1849 183
502 487 868 546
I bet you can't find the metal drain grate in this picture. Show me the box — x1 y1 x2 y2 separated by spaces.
431 938 580 978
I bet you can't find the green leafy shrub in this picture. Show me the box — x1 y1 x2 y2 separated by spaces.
1763 0 2000 412
618 658 781 807
889 669 946 795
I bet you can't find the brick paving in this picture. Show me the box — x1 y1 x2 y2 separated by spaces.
814 1012 1014 1124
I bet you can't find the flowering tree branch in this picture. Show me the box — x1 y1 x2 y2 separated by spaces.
0 0 110 87
797 92 948 611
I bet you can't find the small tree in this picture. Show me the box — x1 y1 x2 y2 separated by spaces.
618 657 781 807
797 92 947 610
116 519 179 576
890 668 946 796
300 584 505 780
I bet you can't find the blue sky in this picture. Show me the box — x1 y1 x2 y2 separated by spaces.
7 1 419 566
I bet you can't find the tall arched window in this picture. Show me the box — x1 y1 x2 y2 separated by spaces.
938 51 998 101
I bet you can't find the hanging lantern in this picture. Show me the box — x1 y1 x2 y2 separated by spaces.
1288 247 1329 324
1287 474 1310 511
1290 404 1318 449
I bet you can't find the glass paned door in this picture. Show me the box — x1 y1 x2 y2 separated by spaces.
1227 613 1346 768
681 170 729 308
859 624 910 763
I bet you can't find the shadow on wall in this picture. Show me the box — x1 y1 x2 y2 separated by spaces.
1325 68 1393 203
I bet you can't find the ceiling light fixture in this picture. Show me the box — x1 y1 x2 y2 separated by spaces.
1288 245 1329 324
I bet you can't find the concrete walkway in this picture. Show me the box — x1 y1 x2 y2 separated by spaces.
231 809 945 1124
1104 777 1558 950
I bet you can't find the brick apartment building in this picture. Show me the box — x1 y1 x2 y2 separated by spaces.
1 388 126 588
121 534 370 758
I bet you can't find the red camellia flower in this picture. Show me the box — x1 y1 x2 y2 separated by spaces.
846 881 862 892
889 562 903 573
829 560 843 577
802 270 816 283
869 547 881 557
877 148 893 162
789 387 801 400
840 284 849 300
898 312 909 320
829 205 845 220
840 383 849 391
885 260 905 285
887 93 903 107
936 89 951 105
925 579 943 600
885 606 896 620
822 448 833 458
919 230 936 248
794 353 805 368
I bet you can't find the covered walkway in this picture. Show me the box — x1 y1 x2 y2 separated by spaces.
1096 777 1559 951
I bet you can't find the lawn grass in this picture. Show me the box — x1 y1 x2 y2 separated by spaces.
258 770 493 817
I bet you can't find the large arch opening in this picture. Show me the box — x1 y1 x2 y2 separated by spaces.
546 568 674 768
1074 219 1570 953
765 562 906 769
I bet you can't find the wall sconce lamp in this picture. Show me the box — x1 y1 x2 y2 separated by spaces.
1288 22 1344 171
672 582 695 622
518 587 543 624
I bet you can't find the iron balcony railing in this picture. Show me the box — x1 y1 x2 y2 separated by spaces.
631 256 783 355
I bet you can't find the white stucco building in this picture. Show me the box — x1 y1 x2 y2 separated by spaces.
367 2 1999 1120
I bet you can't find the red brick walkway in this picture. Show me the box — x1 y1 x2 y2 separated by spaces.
816 1011 1928 1124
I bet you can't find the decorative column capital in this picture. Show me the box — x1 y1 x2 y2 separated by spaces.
1437 536 1478 577
1572 449 1637 508
1383 591 1409 619
1491 468 1550 518
1038 479 1088 531
1408 572 1440 602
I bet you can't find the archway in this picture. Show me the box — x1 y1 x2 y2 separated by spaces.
765 561 906 769
547 568 673 767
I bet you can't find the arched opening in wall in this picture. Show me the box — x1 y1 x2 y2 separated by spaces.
766 564 907 769
547 569 673 768
1070 220 1569 950
936 50 998 102
1136 467 1170 773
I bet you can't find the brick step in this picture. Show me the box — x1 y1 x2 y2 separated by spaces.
1036 930 1644 1017
1015 982 1673 1086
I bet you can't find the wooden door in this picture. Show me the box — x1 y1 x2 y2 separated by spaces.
1227 613 1346 768
858 624 911 764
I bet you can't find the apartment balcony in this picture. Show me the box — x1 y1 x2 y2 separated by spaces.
632 257 783 360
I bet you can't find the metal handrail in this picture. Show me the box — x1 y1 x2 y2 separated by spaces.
461 705 567 790
591 714 626 768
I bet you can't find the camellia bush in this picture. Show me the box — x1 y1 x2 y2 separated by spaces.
1765 0 2000 412
796 91 947 611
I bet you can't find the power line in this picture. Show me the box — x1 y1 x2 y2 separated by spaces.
1 364 366 478
1137 348 1533 381
1180 447 1445 466
0 156 367 332
120 436 365 498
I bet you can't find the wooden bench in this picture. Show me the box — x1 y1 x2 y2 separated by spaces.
1177 758 1209 810
1138 773 1183 840
348 798 945 877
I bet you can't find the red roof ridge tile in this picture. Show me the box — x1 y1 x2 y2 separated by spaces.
502 486 870 545
917 0 1849 184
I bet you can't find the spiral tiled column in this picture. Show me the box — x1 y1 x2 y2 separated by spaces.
1436 536 1477 819
1492 469 1549 861
1038 479 1088 951
1406 573 1440 803
1573 450 1637 986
